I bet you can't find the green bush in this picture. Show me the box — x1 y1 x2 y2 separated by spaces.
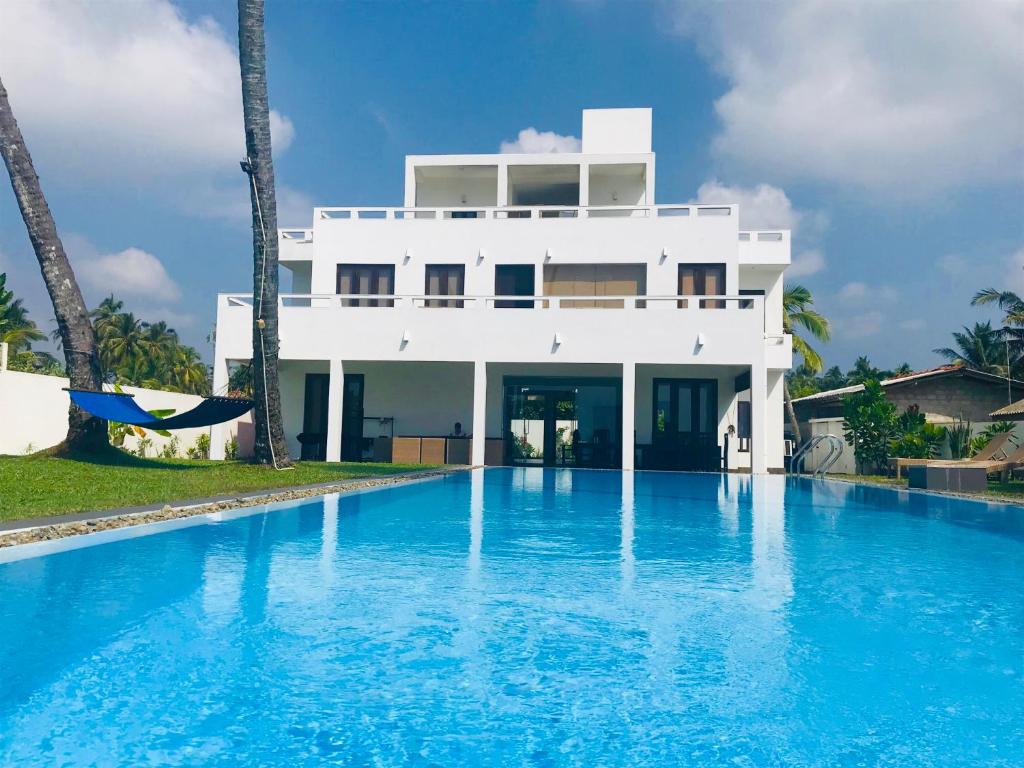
843 380 898 474
224 435 239 460
946 417 973 460
889 405 946 459
187 433 211 460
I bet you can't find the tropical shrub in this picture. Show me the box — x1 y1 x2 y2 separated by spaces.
946 417 973 460
187 433 211 460
224 435 239 460
842 380 898 474
135 437 153 458
159 436 181 459
889 406 946 459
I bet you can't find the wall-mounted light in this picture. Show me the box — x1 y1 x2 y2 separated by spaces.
477 248 485 264
696 332 706 348
460 194 467 204
401 329 411 350
553 332 563 347
544 248 553 263
660 247 669 264
612 191 618 202
403 248 413 264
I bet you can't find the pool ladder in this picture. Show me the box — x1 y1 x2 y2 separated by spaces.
789 434 844 478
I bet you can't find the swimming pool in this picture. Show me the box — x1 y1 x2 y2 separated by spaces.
1 469 1021 766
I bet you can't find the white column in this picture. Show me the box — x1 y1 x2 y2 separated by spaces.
497 162 508 207
622 361 636 471
578 161 589 207
751 358 768 474
472 360 487 466
209 355 230 460
326 359 344 463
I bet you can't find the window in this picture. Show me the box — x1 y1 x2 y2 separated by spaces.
425 264 465 308
543 264 646 308
678 264 726 309
336 264 395 307
494 264 535 309
737 400 752 452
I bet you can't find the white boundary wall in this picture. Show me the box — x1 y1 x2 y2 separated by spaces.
0 369 253 457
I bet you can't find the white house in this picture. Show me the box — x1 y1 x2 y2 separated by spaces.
211 108 791 472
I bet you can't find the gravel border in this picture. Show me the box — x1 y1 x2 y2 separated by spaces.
0 467 468 549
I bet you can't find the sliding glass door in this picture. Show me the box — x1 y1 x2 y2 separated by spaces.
650 378 720 471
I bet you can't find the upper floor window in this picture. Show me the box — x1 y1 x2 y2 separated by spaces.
543 264 646 309
337 264 395 307
678 264 725 309
425 264 466 308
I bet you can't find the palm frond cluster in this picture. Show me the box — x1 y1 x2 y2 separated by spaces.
0 272 63 375
931 290 1024 379
89 296 210 395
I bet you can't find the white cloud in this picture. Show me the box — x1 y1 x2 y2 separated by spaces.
500 128 582 154
79 248 181 302
0 0 294 178
938 254 969 279
694 180 829 275
838 281 898 305
184 180 314 228
841 310 885 339
673 1 1024 194
788 249 825 279
899 318 926 332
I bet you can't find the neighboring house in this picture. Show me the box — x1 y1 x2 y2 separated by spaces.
211 108 792 472
790 365 1024 472
990 398 1024 421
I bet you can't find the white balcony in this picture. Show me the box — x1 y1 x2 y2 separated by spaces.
216 293 790 369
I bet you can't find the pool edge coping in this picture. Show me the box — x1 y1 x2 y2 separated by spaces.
0 466 473 557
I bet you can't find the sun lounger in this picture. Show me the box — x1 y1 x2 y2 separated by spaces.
891 432 1015 479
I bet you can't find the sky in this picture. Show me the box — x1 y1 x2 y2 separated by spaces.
0 0 1021 372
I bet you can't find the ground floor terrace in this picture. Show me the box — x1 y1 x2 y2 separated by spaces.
213 361 786 473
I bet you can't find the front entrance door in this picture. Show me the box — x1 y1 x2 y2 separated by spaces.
651 378 719 471
340 373 364 461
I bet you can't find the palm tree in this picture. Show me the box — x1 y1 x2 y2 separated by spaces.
238 0 292 467
783 284 831 445
846 356 884 385
0 272 45 351
972 289 1024 327
0 76 107 453
97 312 146 377
934 321 1015 376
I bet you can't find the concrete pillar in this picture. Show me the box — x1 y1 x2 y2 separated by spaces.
209 355 230 460
622 361 636 471
497 162 508 207
751 359 768 474
326 359 344 463
472 361 487 466
579 161 589 208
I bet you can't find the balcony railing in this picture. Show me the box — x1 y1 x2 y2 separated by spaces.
222 292 770 329
312 204 735 221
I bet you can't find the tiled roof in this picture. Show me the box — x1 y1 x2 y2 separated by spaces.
990 398 1024 419
792 365 1021 405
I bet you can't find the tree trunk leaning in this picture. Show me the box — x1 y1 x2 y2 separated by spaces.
238 0 292 467
0 76 109 455
784 382 803 447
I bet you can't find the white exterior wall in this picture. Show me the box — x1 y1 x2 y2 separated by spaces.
0 369 253 458
217 108 792 472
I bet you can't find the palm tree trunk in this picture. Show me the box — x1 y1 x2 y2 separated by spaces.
784 381 802 446
0 76 108 454
238 0 292 467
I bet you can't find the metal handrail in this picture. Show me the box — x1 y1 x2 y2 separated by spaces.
789 435 827 475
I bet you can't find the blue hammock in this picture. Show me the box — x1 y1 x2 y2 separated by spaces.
67 389 253 430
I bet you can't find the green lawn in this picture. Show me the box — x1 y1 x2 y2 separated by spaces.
0 453 435 522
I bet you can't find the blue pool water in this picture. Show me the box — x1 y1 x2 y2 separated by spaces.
1 469 1021 766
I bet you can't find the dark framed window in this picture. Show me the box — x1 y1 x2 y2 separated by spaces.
336 264 395 307
494 264 535 308
737 400 751 452
678 264 726 309
425 264 465 308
